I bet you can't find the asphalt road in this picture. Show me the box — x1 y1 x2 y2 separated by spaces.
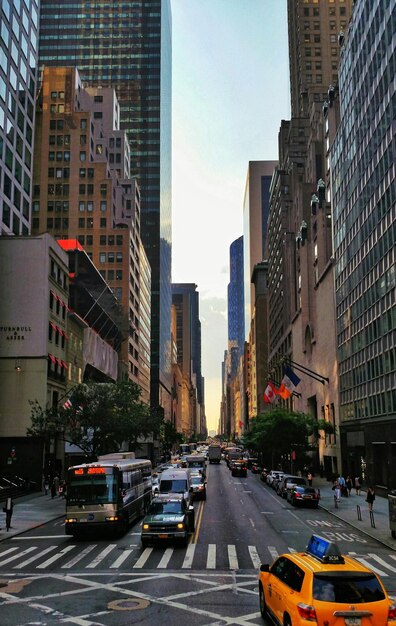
0 462 395 625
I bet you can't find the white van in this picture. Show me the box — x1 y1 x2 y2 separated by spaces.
158 468 193 506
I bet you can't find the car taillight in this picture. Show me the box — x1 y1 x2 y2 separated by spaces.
297 603 317 621
388 604 396 620
295 492 302 498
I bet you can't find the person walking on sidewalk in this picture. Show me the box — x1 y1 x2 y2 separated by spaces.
366 486 375 512
355 475 362 496
3 497 13 531
307 471 313 487
333 479 341 502
346 475 353 497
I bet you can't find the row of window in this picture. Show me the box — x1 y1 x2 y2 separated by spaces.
48 322 67 349
99 251 123 263
99 269 123 281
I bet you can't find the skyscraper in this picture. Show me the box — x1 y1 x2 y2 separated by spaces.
228 236 245 361
38 0 172 415
0 0 40 235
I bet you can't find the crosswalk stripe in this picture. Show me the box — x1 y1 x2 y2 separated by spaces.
206 544 216 569
248 545 261 569
36 545 75 569
110 548 134 569
62 544 96 569
182 543 196 568
15 545 58 568
348 552 388 577
368 554 396 573
157 548 173 568
133 547 153 568
0 547 36 567
288 547 297 553
268 546 279 561
0 547 19 560
228 544 239 570
86 544 117 568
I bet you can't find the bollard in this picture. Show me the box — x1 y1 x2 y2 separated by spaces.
357 504 362 521
370 511 375 528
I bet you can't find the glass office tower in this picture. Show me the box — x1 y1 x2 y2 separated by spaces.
38 0 172 415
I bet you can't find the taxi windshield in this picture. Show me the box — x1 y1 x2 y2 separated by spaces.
313 572 386 603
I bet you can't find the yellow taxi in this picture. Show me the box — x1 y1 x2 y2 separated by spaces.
258 535 396 625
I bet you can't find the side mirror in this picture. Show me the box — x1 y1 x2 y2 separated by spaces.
188 505 194 512
260 563 269 573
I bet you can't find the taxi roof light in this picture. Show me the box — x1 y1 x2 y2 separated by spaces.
305 534 345 564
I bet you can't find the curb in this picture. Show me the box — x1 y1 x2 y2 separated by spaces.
319 502 396 552
0 513 64 543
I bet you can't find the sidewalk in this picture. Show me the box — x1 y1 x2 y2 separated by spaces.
0 492 65 542
314 476 396 551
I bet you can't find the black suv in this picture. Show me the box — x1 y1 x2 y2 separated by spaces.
141 494 195 547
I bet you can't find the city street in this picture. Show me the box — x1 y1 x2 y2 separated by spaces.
1 463 396 625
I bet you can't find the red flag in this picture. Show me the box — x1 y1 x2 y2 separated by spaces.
264 382 278 404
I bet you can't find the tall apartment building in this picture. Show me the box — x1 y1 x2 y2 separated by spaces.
0 0 40 235
32 67 151 403
38 0 173 417
172 284 206 438
330 0 396 489
228 236 245 360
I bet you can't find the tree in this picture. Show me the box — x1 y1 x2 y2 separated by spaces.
27 380 162 461
242 407 334 469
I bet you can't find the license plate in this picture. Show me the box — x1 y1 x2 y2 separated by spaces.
304 495 312 499
159 534 168 539
79 519 88 523
345 618 361 626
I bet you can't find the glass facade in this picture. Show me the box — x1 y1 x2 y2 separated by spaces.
0 0 39 235
331 0 395 484
38 0 172 413
228 236 245 360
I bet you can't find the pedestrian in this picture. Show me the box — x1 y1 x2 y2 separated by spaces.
332 479 341 502
307 471 313 487
338 474 347 497
354 475 361 496
346 475 352 497
50 479 57 499
44 475 50 496
366 486 375 512
3 497 13 531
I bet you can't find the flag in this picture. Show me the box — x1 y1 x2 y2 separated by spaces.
278 365 301 399
264 382 278 404
62 392 82 412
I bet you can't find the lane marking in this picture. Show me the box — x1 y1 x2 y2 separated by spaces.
12 535 66 540
268 546 279 560
133 547 153 568
62 544 96 569
349 552 388 577
206 544 216 569
182 543 196 568
86 544 117 569
15 545 58 569
110 548 134 569
157 548 173 569
367 554 396 573
0 546 36 567
228 544 239 570
248 546 261 570
36 545 75 569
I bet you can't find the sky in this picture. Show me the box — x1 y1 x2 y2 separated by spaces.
171 0 291 432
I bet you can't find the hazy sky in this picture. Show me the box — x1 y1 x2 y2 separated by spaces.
171 0 291 432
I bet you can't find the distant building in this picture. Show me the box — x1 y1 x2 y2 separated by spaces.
228 236 245 359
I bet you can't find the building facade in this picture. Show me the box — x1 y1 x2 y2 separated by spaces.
330 0 396 489
38 0 173 417
32 67 151 402
0 0 40 235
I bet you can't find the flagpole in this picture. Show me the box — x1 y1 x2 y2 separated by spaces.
283 358 329 384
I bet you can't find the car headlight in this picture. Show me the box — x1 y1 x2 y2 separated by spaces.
105 516 119 522
143 523 150 530
65 517 77 523
177 523 185 529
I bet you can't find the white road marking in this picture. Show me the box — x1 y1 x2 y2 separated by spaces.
0 546 36 567
157 548 174 568
349 552 388 576
12 535 66 540
206 544 216 569
0 546 19 559
228 544 239 570
182 543 196 568
110 548 134 569
367 554 396 573
248 545 261 569
62 544 96 569
36 545 75 569
86 544 117 568
133 547 153 568
268 546 279 560
15 545 58 568
260 511 274 514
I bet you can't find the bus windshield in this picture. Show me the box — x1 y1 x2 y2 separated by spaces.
67 474 118 505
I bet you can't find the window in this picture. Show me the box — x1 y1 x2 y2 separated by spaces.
86 235 93 245
108 235 114 246
87 218 93 228
79 168 86 178
96 144 103 154
108 252 115 263
87 201 93 212
79 151 86 162
80 119 87 129
79 201 85 212
100 235 106 245
94 111 102 119
100 201 107 212
100 184 107 197
79 184 86 194
99 252 106 263
116 252 123 263
80 135 86 145
100 218 107 227
116 235 123 245
78 218 85 228
94 95 103 103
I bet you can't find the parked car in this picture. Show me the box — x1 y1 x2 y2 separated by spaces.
266 470 284 487
231 460 248 477
277 475 307 498
260 468 268 482
288 485 320 508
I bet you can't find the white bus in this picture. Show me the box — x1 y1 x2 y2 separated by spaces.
65 452 152 537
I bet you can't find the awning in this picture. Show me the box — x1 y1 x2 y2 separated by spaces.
55 357 63 367
56 326 64 336
48 354 56 364
50 321 57 331
61 360 68 369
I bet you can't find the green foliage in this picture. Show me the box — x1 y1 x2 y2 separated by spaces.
243 407 335 467
162 421 183 450
27 380 161 461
